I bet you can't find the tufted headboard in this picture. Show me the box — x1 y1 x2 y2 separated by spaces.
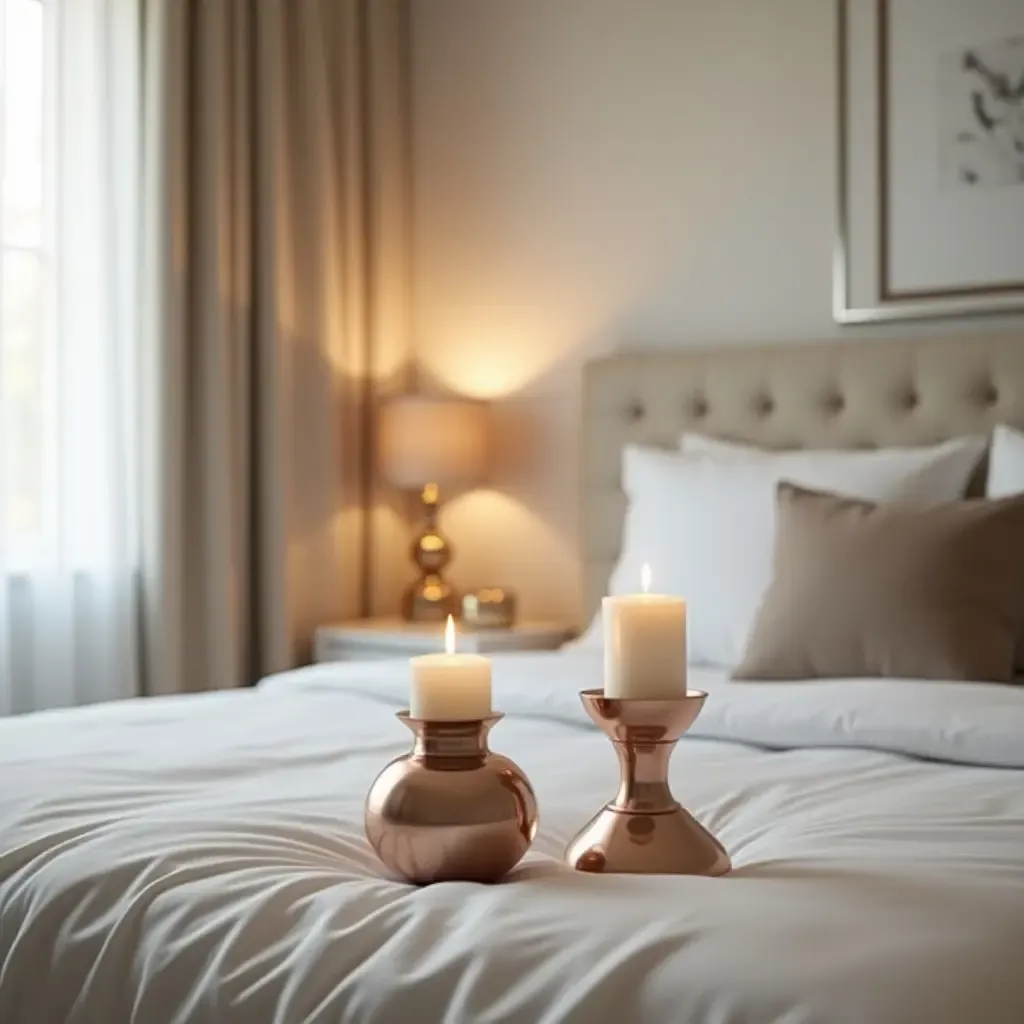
581 334 1024 623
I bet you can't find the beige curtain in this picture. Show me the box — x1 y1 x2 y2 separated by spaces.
139 0 411 696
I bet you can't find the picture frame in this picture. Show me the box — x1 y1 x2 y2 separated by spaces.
834 0 1024 324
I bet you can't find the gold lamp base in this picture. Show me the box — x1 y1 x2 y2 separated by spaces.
402 483 459 622
402 574 458 623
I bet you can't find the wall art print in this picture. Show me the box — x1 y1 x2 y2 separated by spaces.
835 0 1024 323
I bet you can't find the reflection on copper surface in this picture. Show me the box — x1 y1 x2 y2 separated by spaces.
365 713 538 885
565 689 731 877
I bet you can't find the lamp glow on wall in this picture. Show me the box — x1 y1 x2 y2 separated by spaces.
380 396 489 622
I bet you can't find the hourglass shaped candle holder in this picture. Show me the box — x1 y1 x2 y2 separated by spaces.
565 689 731 876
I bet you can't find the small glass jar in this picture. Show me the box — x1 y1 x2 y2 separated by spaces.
461 588 516 629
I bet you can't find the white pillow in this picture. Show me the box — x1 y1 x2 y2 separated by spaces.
582 436 986 667
681 431 983 470
986 424 1024 498
984 424 1024 673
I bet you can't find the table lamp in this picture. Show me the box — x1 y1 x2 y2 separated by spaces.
380 395 489 621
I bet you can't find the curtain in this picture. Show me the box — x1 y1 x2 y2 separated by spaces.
0 0 142 714
139 0 411 697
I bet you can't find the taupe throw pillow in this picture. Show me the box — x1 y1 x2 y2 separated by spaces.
733 483 1024 683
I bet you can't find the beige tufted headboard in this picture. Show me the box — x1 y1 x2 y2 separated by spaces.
581 334 1024 622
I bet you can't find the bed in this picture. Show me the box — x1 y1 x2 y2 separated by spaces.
4 334 1024 1024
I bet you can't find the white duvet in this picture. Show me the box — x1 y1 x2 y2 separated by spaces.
2 650 1024 1024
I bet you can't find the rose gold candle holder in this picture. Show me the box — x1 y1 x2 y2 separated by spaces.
565 689 731 876
365 712 538 885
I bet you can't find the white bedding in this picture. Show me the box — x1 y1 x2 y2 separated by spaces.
2 650 1024 1024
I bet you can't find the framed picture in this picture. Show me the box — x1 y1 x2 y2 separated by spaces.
835 0 1024 323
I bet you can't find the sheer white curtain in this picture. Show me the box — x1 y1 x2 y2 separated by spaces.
0 0 141 713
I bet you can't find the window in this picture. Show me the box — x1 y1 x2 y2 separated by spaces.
1 0 141 712
1 0 48 565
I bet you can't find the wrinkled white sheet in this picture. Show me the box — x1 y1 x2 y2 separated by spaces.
2 649 1024 1024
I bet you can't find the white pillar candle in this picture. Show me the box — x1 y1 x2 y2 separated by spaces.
604 565 687 699
410 616 492 720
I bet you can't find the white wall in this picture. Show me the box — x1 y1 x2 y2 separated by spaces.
409 0 1024 625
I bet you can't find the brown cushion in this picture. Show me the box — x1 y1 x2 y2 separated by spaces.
733 482 1024 683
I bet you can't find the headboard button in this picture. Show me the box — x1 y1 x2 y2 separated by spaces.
984 383 999 406
823 392 845 415
755 394 775 417
627 401 645 422
691 396 708 418
901 389 919 411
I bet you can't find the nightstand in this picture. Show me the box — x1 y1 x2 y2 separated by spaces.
314 618 573 663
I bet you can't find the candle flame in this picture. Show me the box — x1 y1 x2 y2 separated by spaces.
641 563 652 593
445 614 456 654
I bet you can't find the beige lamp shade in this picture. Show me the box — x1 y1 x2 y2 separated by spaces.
380 396 488 489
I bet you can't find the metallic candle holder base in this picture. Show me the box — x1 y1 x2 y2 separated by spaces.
565 689 731 877
365 712 538 885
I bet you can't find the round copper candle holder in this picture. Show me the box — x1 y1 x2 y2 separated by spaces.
565 689 731 876
365 712 538 885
